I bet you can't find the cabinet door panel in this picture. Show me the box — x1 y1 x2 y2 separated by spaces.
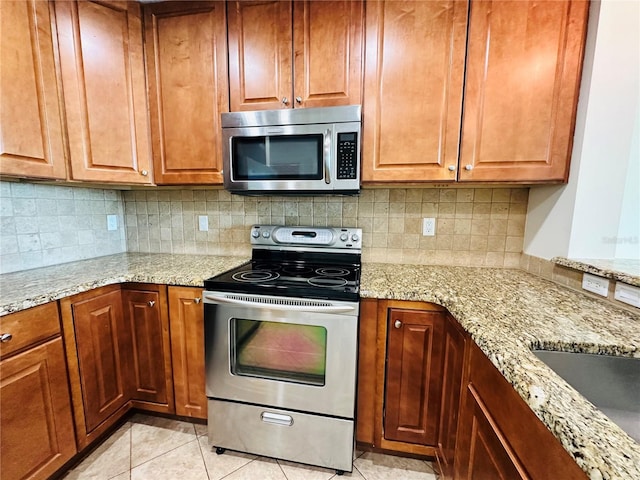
0 0 67 179
293 1 363 108
0 339 76 480
168 287 206 419
362 0 467 182
122 289 172 408
459 0 588 182
384 308 445 445
56 0 152 183
72 289 130 432
144 1 229 184
228 0 292 111
456 385 528 480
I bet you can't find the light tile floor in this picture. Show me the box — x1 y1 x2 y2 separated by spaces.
63 414 439 480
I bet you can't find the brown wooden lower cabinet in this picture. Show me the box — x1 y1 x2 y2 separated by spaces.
60 285 133 449
0 303 76 480
452 342 588 480
356 299 461 458
437 314 467 477
122 284 174 413
168 286 207 419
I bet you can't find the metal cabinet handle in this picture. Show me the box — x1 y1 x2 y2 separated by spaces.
0 333 12 343
281 97 289 105
295 96 302 104
194 298 201 304
394 320 402 329
148 300 155 307
448 165 456 171
141 170 148 176
464 164 473 171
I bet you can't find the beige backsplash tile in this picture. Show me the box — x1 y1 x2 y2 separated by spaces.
125 186 529 268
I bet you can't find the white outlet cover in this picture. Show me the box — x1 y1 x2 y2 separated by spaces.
198 215 209 232
581 273 609 297
422 218 436 236
614 282 640 308
107 215 118 231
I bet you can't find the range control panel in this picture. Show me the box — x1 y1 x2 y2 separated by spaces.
336 132 358 180
250 225 362 251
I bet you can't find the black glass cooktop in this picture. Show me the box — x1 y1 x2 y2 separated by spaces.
204 251 360 301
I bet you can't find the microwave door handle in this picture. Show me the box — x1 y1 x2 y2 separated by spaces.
324 129 331 184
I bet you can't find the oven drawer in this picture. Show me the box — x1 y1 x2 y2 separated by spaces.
208 399 354 473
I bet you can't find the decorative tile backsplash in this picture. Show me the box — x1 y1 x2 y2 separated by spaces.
124 187 528 268
0 181 125 274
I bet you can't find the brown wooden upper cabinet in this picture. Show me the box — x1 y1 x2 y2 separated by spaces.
227 0 364 111
0 0 67 180
144 2 229 185
362 0 468 183
362 0 589 184
55 0 153 184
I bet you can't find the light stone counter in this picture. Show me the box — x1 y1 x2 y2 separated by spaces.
1 255 638 479
552 257 640 288
361 263 640 480
0 253 249 316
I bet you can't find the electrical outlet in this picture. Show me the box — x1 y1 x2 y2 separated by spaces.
198 215 209 232
614 282 640 308
581 273 609 297
106 215 118 231
422 218 436 236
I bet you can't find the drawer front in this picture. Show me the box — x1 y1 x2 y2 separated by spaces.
209 399 354 473
0 303 61 359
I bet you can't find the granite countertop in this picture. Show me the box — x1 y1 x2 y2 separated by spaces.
1 254 639 479
361 263 640 480
553 257 640 287
0 253 249 315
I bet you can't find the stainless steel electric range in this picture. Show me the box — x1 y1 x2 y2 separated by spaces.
203 225 361 474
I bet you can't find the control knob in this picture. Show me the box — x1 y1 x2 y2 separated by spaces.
351 233 359 242
251 230 260 238
262 231 270 239
340 233 348 242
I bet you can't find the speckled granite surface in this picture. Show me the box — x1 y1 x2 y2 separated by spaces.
0 253 248 315
1 255 639 479
553 257 640 287
361 263 640 480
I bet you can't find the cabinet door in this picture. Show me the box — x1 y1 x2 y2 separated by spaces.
292 1 363 108
0 339 76 480
70 289 131 434
55 0 152 184
459 0 589 182
454 384 528 480
0 0 67 179
144 1 229 185
168 286 207 419
362 0 468 182
384 308 445 445
437 315 467 477
122 288 173 411
228 0 293 111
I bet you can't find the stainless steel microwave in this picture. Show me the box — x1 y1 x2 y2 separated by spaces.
221 105 361 195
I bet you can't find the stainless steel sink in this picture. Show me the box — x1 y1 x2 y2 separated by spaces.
533 350 640 442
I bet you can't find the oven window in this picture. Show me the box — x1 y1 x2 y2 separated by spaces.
230 318 327 386
232 135 323 180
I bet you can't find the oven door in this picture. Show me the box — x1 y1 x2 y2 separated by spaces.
204 292 359 419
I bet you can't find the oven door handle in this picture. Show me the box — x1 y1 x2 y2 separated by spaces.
203 293 356 313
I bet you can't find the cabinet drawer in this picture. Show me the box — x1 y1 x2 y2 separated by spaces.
0 303 61 359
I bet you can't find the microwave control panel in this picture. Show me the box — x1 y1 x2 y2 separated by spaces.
336 132 358 180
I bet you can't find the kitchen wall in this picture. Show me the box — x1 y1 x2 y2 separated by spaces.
123 186 528 268
0 181 125 274
525 0 640 261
